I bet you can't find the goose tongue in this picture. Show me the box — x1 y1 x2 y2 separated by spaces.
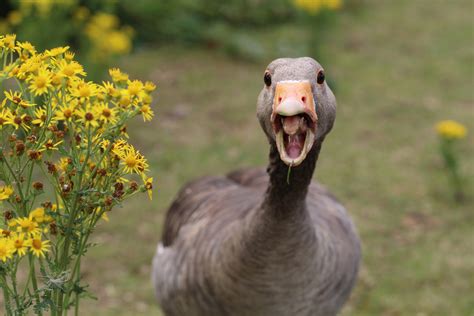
282 116 307 159
286 134 303 159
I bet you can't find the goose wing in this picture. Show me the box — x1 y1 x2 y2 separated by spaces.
161 167 268 246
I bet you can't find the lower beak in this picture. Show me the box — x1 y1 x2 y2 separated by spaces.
271 81 318 166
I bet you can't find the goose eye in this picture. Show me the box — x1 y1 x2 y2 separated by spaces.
264 72 272 87
317 70 325 84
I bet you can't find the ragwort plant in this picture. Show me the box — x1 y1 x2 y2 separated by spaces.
435 120 467 202
0 34 154 315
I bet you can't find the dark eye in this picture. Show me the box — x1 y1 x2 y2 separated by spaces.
317 70 325 84
264 72 272 86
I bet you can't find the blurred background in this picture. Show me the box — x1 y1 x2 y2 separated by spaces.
1 0 473 315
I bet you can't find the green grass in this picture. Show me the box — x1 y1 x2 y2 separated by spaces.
80 1 474 315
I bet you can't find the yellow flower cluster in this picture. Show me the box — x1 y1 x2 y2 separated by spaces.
436 120 467 140
85 12 134 60
0 35 155 262
0 206 53 261
293 0 343 14
0 34 155 314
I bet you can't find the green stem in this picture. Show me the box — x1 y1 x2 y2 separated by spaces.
28 254 42 316
1 273 13 316
74 259 81 316
57 126 92 314
10 260 21 312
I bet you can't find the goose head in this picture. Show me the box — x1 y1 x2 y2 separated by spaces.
257 57 337 166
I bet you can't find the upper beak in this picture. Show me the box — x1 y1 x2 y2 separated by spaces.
271 80 318 132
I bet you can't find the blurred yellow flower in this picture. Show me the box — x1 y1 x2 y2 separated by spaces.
294 0 322 14
0 185 14 200
324 0 343 10
436 120 467 139
0 109 13 130
1 34 16 50
0 238 14 262
74 6 90 21
109 68 129 82
107 30 132 55
7 10 23 26
85 12 133 60
293 0 343 14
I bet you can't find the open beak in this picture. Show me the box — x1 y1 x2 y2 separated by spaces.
271 80 318 166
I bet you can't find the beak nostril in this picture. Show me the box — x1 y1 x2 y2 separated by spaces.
301 96 306 103
278 97 282 104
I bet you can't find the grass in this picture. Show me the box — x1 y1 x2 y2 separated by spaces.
79 1 473 315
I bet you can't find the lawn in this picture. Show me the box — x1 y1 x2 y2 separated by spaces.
80 0 473 315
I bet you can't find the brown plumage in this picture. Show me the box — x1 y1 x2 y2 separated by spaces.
152 57 361 316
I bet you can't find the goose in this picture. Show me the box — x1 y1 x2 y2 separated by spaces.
152 57 361 316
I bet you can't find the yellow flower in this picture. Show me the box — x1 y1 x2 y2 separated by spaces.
144 177 153 200
107 30 132 55
114 144 149 174
15 217 40 235
101 81 120 98
2 34 16 50
0 109 13 129
97 102 117 124
74 6 90 21
64 51 75 61
293 0 323 14
8 113 31 131
56 157 70 173
144 81 156 93
44 46 69 58
11 232 27 256
127 80 143 96
55 103 76 122
436 120 467 139
16 55 42 79
75 106 99 128
7 11 22 26
293 0 342 13
27 235 50 258
28 68 52 96
70 80 98 100
0 185 14 200
140 104 154 122
4 90 35 108
323 0 343 10
43 139 63 152
118 90 131 107
29 207 51 223
32 108 53 127
109 68 129 82
17 41 36 57
57 59 86 78
90 12 119 29
0 238 14 262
